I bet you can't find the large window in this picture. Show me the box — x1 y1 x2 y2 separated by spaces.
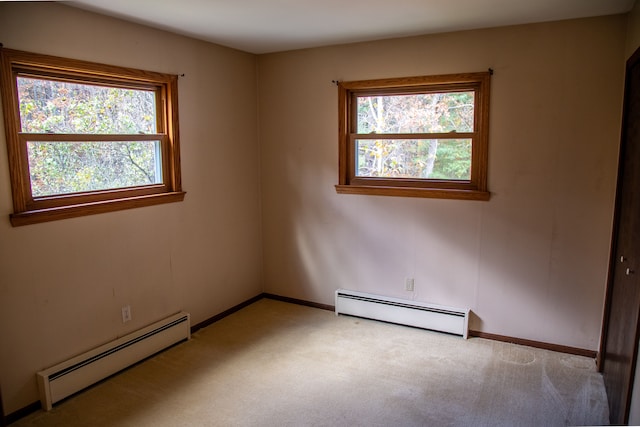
336 72 491 200
0 48 185 226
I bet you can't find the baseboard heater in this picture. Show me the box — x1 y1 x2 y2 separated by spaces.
335 289 469 338
37 312 190 411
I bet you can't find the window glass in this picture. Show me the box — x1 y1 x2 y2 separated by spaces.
17 77 157 134
355 138 472 180
27 140 162 197
356 92 474 134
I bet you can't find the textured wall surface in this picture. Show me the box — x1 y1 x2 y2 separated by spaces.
0 2 263 413
258 16 625 352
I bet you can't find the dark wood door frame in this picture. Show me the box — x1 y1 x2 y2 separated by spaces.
599 45 640 425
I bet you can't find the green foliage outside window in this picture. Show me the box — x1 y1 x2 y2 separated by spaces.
355 92 474 180
18 77 161 197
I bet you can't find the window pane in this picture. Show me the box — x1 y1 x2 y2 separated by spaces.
356 139 471 180
356 92 474 134
27 140 162 197
17 77 157 134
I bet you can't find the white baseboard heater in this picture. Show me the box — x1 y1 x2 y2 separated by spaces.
37 312 190 410
335 289 469 338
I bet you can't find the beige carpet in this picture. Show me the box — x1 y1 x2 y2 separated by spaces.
13 299 609 426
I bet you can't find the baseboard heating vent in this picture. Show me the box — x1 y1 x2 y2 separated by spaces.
37 312 190 411
335 289 469 338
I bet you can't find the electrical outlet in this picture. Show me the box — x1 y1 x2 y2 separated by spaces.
121 305 132 323
405 278 415 291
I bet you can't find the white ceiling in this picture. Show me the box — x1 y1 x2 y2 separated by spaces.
66 0 635 54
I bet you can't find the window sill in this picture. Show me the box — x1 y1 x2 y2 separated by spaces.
335 185 490 201
9 191 186 226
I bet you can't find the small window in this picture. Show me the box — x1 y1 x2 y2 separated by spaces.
0 48 185 226
336 72 491 200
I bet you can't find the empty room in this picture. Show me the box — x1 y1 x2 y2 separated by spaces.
1 0 640 425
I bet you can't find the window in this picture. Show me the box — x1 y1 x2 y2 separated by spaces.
336 72 491 200
0 48 184 226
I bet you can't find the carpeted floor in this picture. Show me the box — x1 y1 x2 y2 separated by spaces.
12 299 609 426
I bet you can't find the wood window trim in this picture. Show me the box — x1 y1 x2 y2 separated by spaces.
0 48 185 226
335 72 491 201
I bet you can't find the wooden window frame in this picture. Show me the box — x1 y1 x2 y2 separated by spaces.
336 72 491 200
0 48 185 226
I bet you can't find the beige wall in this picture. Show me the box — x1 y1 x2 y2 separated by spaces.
0 3 262 414
258 16 625 350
